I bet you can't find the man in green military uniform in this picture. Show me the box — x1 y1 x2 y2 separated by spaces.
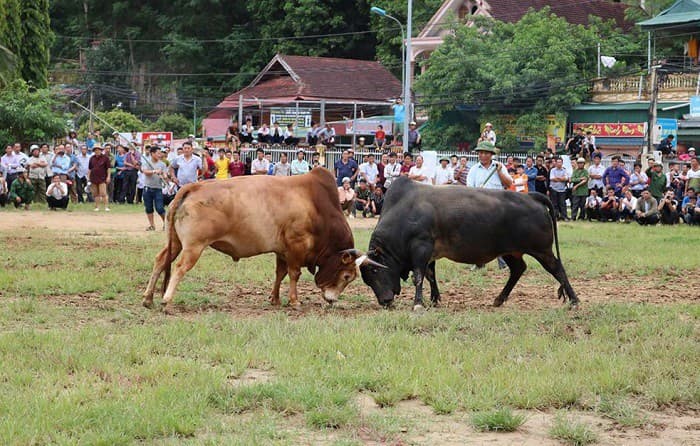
570 157 589 221
9 168 34 210
648 163 666 201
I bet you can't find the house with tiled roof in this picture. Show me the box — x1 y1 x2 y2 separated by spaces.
203 54 401 138
412 0 631 72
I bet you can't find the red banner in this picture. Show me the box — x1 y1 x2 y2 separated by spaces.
140 131 173 145
573 123 646 138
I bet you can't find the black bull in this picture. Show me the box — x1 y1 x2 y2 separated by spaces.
360 177 579 309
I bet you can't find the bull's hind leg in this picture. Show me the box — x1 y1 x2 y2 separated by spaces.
532 251 579 307
270 255 287 306
425 261 441 306
143 242 182 308
161 245 205 314
493 254 527 307
286 265 302 308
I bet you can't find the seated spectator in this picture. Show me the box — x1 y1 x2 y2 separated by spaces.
337 177 355 218
371 186 384 215
283 124 299 146
681 188 696 210
585 189 602 221
682 195 699 225
354 179 374 217
9 169 34 210
628 163 648 197
600 188 620 222
619 187 637 223
374 125 386 149
657 188 679 225
677 146 696 162
307 122 320 146
635 189 659 225
269 122 283 145
359 153 379 189
657 134 675 157
257 123 270 145
45 174 69 210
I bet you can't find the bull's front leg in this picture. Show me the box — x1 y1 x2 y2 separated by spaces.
270 255 287 306
412 267 427 311
425 261 441 306
286 265 302 309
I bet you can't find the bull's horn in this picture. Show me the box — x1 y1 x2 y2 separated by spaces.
359 256 388 269
354 255 368 266
340 248 362 257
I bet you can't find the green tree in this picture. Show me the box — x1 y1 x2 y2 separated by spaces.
151 113 192 138
0 0 23 79
77 108 145 136
19 0 53 88
0 44 15 87
416 10 635 148
0 79 65 143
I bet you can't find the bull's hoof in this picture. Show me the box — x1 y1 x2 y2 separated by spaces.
142 298 153 309
269 296 281 306
569 301 580 310
493 298 505 307
413 304 425 312
289 301 302 311
161 302 176 315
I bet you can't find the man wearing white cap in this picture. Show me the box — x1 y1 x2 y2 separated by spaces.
337 177 356 218
481 123 496 144
570 157 589 221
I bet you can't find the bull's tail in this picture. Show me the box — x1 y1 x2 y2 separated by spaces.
162 188 190 295
529 192 561 260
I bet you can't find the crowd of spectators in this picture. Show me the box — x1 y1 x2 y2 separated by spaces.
2 123 699 228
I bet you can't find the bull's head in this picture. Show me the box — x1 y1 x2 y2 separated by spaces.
314 249 387 304
360 247 401 307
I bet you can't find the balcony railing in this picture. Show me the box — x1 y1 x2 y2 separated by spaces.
590 72 700 103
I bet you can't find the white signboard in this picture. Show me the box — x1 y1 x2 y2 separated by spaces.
270 107 312 128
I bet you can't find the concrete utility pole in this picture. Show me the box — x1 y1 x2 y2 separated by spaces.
403 0 413 154
644 65 659 170
88 85 94 133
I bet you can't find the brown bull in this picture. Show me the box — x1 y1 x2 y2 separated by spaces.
143 168 381 313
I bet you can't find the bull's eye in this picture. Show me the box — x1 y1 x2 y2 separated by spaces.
343 273 352 281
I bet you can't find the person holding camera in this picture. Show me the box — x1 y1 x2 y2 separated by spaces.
657 188 679 225
682 195 699 225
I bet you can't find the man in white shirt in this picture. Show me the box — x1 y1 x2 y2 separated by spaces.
587 154 605 196
359 153 379 189
585 189 603 221
434 157 454 186
408 155 433 185
481 123 496 144
273 153 292 176
251 148 270 175
619 187 638 222
75 145 92 203
383 152 402 190
46 174 69 210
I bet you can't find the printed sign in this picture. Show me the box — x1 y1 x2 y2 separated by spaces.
141 132 173 146
655 118 677 148
690 96 700 117
573 123 646 138
346 118 394 135
270 107 312 128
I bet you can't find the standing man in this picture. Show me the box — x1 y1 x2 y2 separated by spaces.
434 157 454 186
359 153 379 189
466 141 512 190
407 121 421 151
75 145 92 203
65 144 80 203
570 158 589 221
87 145 112 212
40 143 54 188
587 153 605 197
141 146 167 231
383 152 402 190
334 150 358 186
273 153 292 176
51 145 71 181
391 98 405 138
549 157 570 221
524 156 537 192
533 155 549 194
454 156 470 186
408 155 432 185
250 148 270 175
122 144 141 204
1 145 23 189
481 123 496 144
602 156 629 196
648 162 667 202
27 145 48 204
228 151 246 177
169 142 202 187
291 150 309 175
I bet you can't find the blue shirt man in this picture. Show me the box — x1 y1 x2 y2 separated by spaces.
602 157 630 195
52 150 71 175
334 151 358 186
524 157 537 192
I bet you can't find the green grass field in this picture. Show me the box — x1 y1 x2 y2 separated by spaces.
0 207 698 445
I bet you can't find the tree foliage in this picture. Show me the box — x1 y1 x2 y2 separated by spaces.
19 0 53 88
416 9 641 148
151 113 192 138
0 79 65 143
0 0 23 80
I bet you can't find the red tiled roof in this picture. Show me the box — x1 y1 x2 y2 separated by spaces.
216 54 401 109
484 0 630 30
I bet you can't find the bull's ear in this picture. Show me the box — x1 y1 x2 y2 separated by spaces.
341 251 355 265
